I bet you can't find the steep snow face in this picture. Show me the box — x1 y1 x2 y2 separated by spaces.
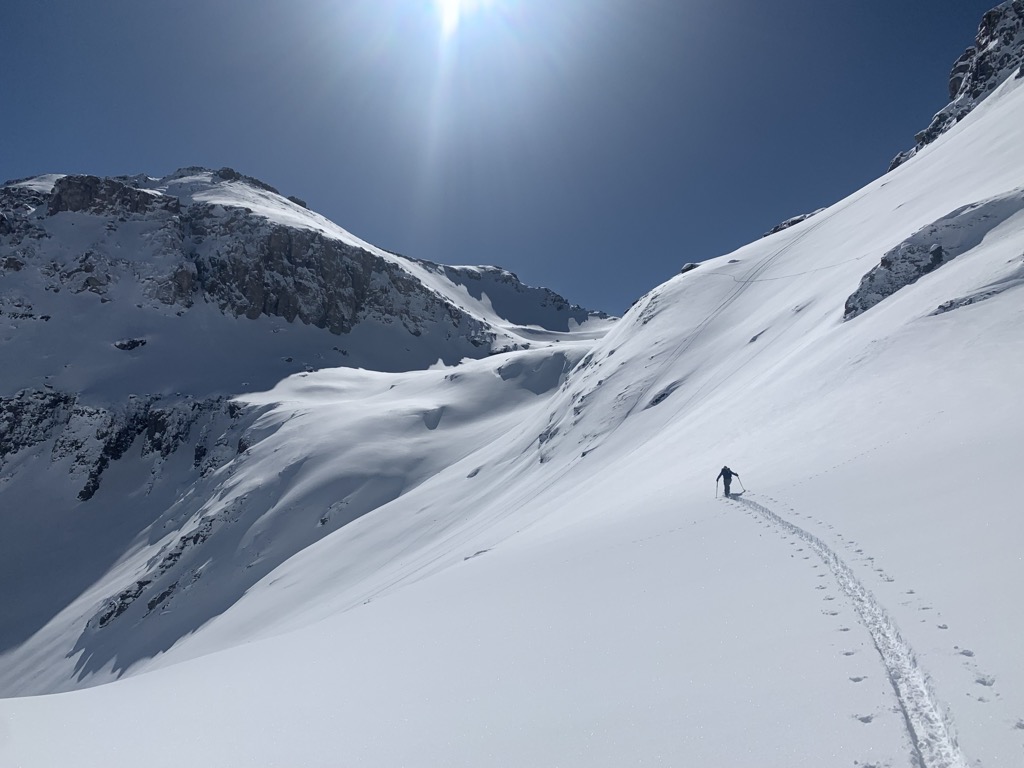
890 0 1024 169
3 26 1024 768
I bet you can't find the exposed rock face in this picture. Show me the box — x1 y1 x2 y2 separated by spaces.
433 263 608 331
0 166 608 502
0 184 50 246
0 390 77 461
1 168 601 347
48 175 180 217
844 187 1024 318
0 390 245 500
189 213 494 341
890 1 1024 170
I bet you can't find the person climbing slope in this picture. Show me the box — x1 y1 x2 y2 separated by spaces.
717 466 740 498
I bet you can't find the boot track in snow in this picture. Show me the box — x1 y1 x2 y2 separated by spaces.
732 495 969 768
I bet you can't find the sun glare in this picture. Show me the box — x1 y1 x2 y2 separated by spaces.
435 0 494 38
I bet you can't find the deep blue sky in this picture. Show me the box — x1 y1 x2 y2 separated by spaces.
0 0 1000 314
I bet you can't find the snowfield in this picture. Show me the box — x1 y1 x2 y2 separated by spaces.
4 44 1024 768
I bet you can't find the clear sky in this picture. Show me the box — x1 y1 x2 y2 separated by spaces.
0 0 1000 314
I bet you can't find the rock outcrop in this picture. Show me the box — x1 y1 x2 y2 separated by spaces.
188 212 494 340
48 175 180 217
844 187 1024 318
0 390 245 501
763 209 826 238
2 168 602 349
889 1 1024 170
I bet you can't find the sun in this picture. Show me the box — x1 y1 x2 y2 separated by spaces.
435 0 494 39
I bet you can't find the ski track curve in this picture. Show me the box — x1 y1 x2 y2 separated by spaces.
732 494 970 768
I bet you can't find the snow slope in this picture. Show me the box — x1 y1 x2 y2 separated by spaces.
4 31 1024 768
0 164 612 676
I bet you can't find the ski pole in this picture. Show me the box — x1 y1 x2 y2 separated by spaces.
738 478 747 492
715 479 719 498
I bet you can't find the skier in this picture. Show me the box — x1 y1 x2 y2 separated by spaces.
717 466 739 498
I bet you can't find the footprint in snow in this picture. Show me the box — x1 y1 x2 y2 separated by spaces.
937 624 949 630
976 675 996 687
843 651 857 656
958 649 975 658
849 676 867 683
1014 719 1024 730
855 714 875 724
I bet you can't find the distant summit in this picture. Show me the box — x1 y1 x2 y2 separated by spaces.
890 1 1024 170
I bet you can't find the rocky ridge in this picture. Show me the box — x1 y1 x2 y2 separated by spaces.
889 1 1024 170
0 166 613 686
0 166 608 513
1 169 604 347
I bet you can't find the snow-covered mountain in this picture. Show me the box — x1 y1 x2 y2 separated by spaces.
3 5 1024 768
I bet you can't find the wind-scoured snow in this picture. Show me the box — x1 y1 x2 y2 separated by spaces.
3 25 1024 768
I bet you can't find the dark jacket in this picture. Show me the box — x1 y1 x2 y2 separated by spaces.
717 467 738 482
